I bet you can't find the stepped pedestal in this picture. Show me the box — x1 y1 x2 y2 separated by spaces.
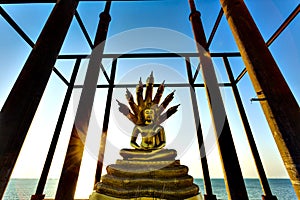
90 149 202 200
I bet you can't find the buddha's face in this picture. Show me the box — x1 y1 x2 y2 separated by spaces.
144 109 155 122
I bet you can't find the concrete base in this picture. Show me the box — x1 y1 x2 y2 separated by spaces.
89 192 203 200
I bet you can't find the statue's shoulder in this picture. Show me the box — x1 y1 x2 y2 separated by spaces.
153 124 164 131
156 124 163 128
133 124 146 131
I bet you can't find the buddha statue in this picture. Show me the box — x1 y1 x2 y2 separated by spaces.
116 72 179 150
130 106 166 150
91 72 201 200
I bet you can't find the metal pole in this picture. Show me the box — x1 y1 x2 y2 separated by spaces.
54 2 111 200
186 58 217 200
266 4 300 47
31 59 81 200
94 58 117 184
206 8 223 50
220 0 300 198
188 0 248 199
0 6 35 48
223 57 277 200
0 0 78 198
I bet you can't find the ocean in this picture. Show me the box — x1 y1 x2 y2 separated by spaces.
3 179 297 200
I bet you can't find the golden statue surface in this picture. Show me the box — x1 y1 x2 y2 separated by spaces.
116 72 179 150
91 73 202 200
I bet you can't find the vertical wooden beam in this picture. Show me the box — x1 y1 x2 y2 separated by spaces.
94 58 117 184
31 59 81 200
220 0 300 198
223 57 277 200
186 58 217 200
54 2 111 200
0 0 78 198
188 0 248 199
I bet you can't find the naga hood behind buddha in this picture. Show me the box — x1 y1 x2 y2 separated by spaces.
116 72 180 150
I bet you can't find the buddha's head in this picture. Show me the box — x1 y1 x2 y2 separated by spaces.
143 108 155 123
117 72 179 126
142 103 156 125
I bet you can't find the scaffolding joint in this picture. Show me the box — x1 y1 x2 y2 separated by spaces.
250 97 267 103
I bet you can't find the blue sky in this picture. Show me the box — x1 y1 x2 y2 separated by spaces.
0 0 299 198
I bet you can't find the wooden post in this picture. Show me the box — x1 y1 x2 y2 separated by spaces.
0 0 78 198
186 58 217 200
54 2 111 200
223 57 277 200
188 0 248 199
220 0 300 198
